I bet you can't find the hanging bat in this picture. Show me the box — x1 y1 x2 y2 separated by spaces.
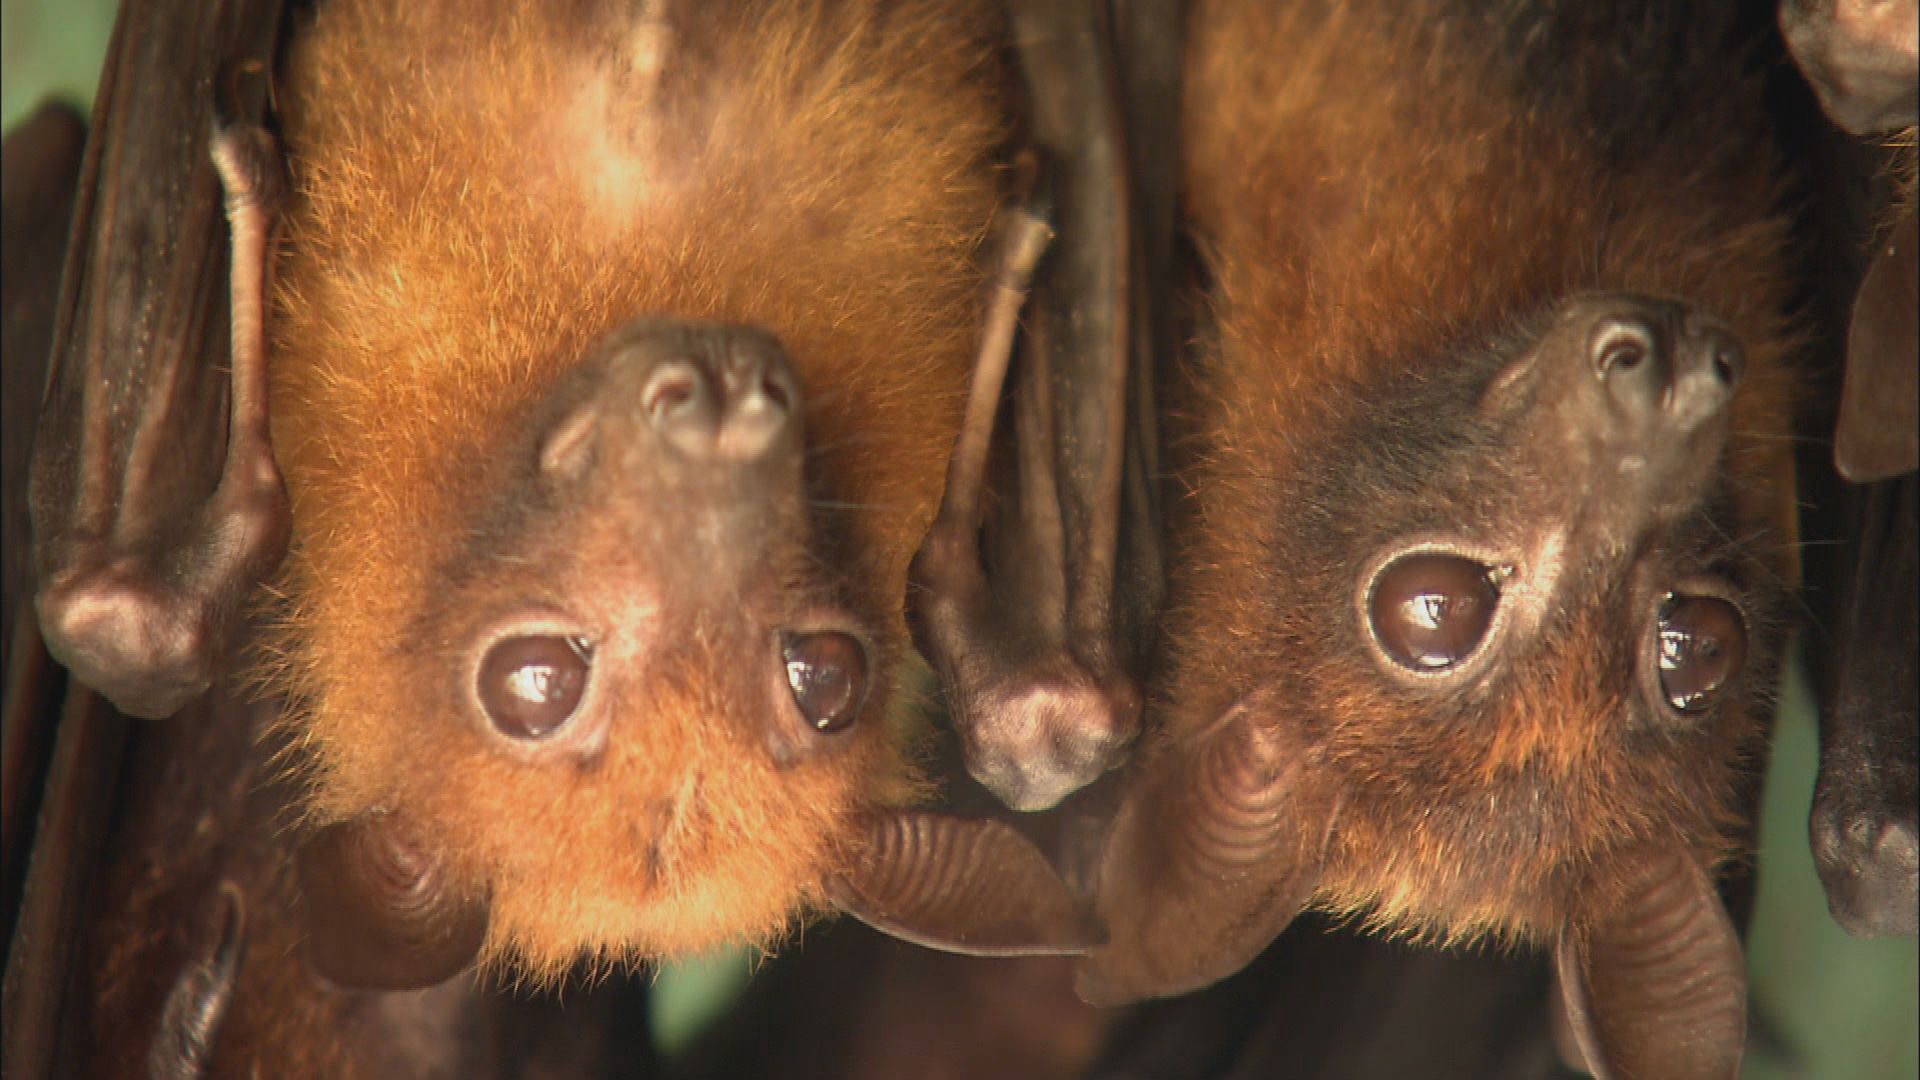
1080 5 1803 1080
1781 0 1919 939
26 0 1101 996
3 29 648 1080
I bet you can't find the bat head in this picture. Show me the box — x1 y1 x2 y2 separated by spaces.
285 308 1104 986
1198 291 1791 941
359 318 906 979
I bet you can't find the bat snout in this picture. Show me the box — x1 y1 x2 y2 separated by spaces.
1586 298 1744 438
640 341 802 466
539 321 807 501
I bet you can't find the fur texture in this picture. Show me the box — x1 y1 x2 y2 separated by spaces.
1161 0 1803 947
262 0 1006 981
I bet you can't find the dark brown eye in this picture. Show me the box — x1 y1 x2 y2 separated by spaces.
1656 594 1745 712
782 632 868 733
478 635 591 739
1369 554 1499 671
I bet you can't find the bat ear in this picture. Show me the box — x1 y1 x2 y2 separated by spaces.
296 811 490 990
1835 206 1918 482
1553 844 1745 1080
825 808 1101 956
1075 704 1320 1006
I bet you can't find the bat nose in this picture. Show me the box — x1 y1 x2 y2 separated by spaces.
1588 299 1744 433
642 338 801 463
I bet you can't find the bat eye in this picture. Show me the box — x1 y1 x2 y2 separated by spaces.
782 631 869 734
1656 594 1745 712
1368 554 1500 672
477 635 592 739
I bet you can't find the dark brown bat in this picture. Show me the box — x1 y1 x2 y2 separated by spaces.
1780 0 1917 939
1080 4 1804 1079
27 0 1102 996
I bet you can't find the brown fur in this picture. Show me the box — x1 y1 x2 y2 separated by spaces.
1161 0 1802 947
260 0 1006 981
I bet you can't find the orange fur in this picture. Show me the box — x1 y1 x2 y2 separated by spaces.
1163 0 1802 946
261 0 1006 981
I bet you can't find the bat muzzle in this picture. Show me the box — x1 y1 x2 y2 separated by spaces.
1584 296 1744 439
1525 293 1744 517
535 319 807 500
636 333 801 466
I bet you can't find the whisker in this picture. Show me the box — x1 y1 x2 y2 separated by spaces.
1729 431 1831 448
805 433 887 458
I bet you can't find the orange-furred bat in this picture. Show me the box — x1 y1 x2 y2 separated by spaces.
27 0 1101 993
1080 3 1804 1078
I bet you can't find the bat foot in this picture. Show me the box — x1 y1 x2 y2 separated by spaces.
1811 795 1920 936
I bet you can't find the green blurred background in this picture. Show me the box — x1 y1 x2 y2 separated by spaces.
5 2 1915 1075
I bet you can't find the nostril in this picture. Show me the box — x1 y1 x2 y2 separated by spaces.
1708 337 1744 389
643 361 702 423
1591 318 1657 382
1590 317 1669 422
759 370 792 414
1599 337 1646 377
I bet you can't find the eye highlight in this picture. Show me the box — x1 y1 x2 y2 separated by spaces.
782 631 869 733
478 635 591 739
1368 553 1500 672
1656 594 1746 712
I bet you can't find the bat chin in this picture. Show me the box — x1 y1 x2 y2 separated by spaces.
473 787 847 982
